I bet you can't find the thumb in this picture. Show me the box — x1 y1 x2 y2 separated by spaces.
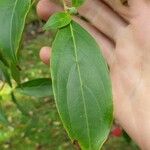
39 46 51 65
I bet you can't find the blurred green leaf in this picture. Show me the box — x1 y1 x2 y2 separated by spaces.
72 0 85 7
15 78 53 98
0 0 32 84
0 0 32 65
11 92 29 116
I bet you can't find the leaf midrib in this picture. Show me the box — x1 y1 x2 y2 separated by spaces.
51 15 70 27
69 23 91 149
10 0 18 61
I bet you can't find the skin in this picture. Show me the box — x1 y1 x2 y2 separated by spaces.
37 0 150 149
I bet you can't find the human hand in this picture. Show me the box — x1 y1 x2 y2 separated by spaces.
37 0 150 149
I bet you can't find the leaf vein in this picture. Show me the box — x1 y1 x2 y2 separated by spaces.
69 23 91 149
10 0 19 62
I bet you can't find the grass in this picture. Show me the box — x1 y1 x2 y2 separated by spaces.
0 4 140 150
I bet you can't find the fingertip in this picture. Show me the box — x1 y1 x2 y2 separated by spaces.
36 0 60 21
39 46 51 65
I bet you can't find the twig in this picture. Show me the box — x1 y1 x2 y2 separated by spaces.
62 0 68 12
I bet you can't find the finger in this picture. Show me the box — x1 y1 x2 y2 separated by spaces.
74 17 115 66
79 0 127 41
128 0 147 10
39 46 51 65
102 0 131 21
36 0 61 21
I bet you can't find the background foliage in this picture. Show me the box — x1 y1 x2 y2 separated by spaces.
0 3 140 150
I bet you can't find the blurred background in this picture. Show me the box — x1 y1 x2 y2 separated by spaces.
0 2 140 150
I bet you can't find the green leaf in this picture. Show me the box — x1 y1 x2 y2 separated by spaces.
43 12 72 30
15 78 53 98
72 0 85 7
51 21 113 150
0 61 12 87
0 0 32 65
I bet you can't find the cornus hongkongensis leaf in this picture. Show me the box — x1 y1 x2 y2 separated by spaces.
50 21 113 150
43 12 72 30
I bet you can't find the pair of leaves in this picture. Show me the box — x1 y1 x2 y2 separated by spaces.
0 0 32 83
50 21 113 149
43 0 86 30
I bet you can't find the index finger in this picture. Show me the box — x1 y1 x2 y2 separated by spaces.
36 0 61 21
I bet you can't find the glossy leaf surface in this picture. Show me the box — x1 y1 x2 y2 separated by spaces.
51 21 113 150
